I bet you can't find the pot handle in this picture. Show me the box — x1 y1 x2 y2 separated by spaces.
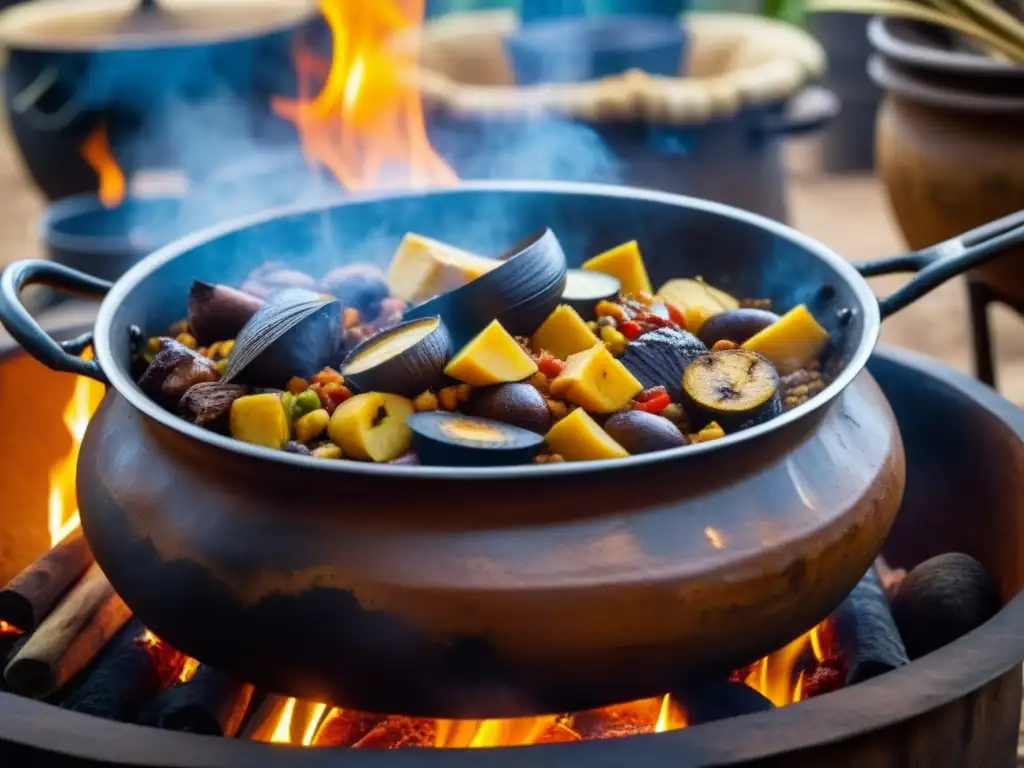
0 260 112 383
756 86 840 138
856 210 1024 319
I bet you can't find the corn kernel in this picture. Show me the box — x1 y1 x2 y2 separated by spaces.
534 453 565 464
712 339 739 352
413 390 439 412
661 403 686 424
294 409 330 442
287 376 309 395
206 342 221 359
312 443 344 460
168 319 189 337
219 340 235 358
455 383 473 403
438 386 459 411
694 422 726 443
215 359 229 375
176 332 197 350
546 399 569 422
600 324 627 356
595 300 626 322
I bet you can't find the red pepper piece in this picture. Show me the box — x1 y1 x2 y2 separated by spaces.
619 320 643 340
537 352 566 378
634 386 671 414
664 301 687 330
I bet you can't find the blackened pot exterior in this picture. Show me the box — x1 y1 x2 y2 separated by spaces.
78 371 903 716
0 0 317 200
55 181 914 716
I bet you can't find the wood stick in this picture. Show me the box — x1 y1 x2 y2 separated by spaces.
830 565 909 685
3 563 131 697
240 694 290 742
61 619 173 722
138 665 254 737
673 680 775 725
0 533 94 632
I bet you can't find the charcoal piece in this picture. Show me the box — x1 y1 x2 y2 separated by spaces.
889 553 1000 661
139 665 253 737
673 680 775 724
831 565 909 684
60 620 173 722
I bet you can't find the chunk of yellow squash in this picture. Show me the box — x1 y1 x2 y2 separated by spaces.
549 343 643 413
656 278 739 333
230 393 291 450
582 240 652 295
742 304 830 375
530 304 600 361
387 233 500 303
444 320 538 386
544 407 629 461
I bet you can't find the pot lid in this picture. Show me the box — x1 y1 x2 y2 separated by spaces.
408 10 826 126
0 0 317 51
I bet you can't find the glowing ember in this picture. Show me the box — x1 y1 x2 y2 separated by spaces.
79 124 127 208
46 362 105 547
0 620 22 636
178 656 201 683
272 0 457 190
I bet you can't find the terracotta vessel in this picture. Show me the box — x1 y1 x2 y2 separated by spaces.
871 17 1024 302
1 182 1022 717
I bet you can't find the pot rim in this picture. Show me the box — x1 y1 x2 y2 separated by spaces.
2 346 1022 767
867 16 1024 78
93 180 882 479
41 192 186 258
0 0 317 52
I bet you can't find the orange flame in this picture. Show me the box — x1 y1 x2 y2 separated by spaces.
272 0 456 191
0 621 23 636
79 124 127 208
265 621 830 749
47 360 105 546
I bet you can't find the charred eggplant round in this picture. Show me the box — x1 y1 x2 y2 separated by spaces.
223 296 345 387
404 229 567 346
681 349 782 431
696 308 780 348
603 410 687 454
186 281 265 346
618 328 708 402
408 412 544 466
560 269 620 320
342 317 452 397
465 382 552 434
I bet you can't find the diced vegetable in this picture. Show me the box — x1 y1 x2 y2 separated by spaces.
582 240 652 295
444 320 538 386
294 408 331 442
530 305 599 361
742 304 830 375
544 408 629 461
656 278 739 333
549 344 643 413
327 392 414 462
386 233 500 303
294 389 323 416
229 393 291 450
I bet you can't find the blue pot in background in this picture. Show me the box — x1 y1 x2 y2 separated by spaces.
504 13 688 84
425 0 688 21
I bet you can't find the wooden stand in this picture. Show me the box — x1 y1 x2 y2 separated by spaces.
967 276 1024 390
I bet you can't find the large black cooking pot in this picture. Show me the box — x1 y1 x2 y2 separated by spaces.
1 183 1022 718
0 0 317 200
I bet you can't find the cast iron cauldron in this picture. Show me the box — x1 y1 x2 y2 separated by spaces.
0 0 317 200
1 183 1022 718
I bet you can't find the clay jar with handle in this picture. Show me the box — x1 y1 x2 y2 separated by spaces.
870 17 1024 302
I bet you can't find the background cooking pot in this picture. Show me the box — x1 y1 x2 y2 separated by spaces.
0 183 1022 718
0 0 318 201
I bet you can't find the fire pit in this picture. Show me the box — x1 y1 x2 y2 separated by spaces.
0 301 1022 765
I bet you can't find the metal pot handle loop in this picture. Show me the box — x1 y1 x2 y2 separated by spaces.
856 210 1024 319
0 260 112 383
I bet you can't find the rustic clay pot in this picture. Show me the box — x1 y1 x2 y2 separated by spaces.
1 182 1022 717
871 17 1024 302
